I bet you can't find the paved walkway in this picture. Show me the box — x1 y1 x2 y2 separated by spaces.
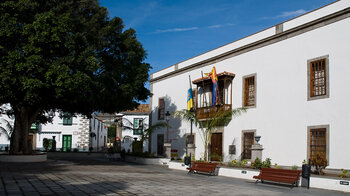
0 156 348 196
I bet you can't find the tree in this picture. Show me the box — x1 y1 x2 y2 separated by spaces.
0 0 150 154
174 107 246 162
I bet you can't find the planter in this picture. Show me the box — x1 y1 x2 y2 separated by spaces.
0 152 47 162
125 155 169 165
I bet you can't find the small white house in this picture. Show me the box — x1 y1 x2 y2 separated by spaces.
119 104 150 153
36 112 90 152
90 114 108 152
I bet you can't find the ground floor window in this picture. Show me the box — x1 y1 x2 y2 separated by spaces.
242 130 255 160
307 125 329 164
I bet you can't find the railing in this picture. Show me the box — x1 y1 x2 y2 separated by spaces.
195 104 232 120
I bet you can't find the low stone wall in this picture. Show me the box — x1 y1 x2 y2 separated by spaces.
0 153 47 162
125 155 169 165
168 162 350 193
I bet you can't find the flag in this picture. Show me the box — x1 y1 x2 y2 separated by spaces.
187 76 194 111
208 67 218 106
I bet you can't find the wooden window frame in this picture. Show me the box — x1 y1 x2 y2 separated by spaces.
158 98 165 120
242 73 257 108
307 125 329 165
307 55 329 101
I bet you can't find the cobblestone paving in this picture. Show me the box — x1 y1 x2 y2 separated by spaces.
0 157 348 196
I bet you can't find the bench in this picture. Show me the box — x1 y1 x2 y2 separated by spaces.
186 162 218 176
253 168 301 188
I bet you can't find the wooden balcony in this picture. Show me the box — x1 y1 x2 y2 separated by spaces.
195 104 232 120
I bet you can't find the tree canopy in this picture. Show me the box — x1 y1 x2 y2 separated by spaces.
0 0 150 154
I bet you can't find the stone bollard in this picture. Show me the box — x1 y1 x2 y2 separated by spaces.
251 144 263 161
164 143 171 159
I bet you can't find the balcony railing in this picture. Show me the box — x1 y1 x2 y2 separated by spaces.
195 104 232 120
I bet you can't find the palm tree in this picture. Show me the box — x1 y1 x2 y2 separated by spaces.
174 107 246 162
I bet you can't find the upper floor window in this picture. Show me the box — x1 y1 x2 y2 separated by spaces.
133 118 143 135
243 74 256 107
158 98 165 120
62 112 73 125
308 55 329 100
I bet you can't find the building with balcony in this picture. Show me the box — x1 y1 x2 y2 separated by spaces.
149 0 350 169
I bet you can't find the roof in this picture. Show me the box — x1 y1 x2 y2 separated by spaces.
121 104 150 115
192 72 235 84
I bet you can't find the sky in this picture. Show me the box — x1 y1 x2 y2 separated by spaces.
100 0 336 74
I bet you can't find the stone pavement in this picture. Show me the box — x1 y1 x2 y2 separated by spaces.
0 155 348 196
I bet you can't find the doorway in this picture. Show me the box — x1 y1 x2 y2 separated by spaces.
210 133 222 161
157 134 164 156
62 135 72 152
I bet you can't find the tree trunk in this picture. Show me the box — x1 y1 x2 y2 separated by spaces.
10 106 39 155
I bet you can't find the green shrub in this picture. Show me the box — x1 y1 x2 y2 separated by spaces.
291 165 298 170
252 158 272 169
262 158 271 168
228 161 234 167
43 138 50 152
340 169 348 178
311 152 327 175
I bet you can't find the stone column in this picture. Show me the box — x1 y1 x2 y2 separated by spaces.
164 143 171 159
251 144 263 161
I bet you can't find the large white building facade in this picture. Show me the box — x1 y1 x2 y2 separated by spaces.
149 0 350 169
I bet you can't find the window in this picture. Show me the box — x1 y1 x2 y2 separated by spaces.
307 125 329 164
133 118 143 135
308 55 329 100
62 112 73 125
242 131 255 159
158 98 165 120
243 74 256 107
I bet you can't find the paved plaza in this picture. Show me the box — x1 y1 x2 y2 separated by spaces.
0 155 348 196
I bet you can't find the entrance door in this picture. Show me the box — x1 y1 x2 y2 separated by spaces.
157 134 164 156
243 132 254 159
210 133 222 161
62 135 72 152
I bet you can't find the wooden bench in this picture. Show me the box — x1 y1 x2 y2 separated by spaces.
186 162 218 176
253 168 301 188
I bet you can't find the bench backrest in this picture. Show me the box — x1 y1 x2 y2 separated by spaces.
260 168 301 178
192 162 218 169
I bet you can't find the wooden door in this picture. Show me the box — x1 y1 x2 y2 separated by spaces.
157 134 164 156
62 135 72 152
243 132 254 159
210 133 222 161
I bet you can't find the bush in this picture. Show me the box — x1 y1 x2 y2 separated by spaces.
252 158 271 169
340 169 348 178
310 152 327 175
291 165 298 170
43 138 50 152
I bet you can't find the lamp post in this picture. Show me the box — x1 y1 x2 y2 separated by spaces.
165 111 170 143
254 136 261 144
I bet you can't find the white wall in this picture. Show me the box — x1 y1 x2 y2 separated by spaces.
150 3 350 169
121 114 149 153
90 116 108 152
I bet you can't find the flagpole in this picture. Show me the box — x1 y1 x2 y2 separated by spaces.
188 75 193 167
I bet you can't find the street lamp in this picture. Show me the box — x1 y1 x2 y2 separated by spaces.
255 136 261 144
165 111 170 143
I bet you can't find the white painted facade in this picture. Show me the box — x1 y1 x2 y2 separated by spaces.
90 115 108 152
120 114 149 153
36 113 90 151
150 0 350 169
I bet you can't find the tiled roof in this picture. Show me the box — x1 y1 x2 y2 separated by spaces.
121 104 150 115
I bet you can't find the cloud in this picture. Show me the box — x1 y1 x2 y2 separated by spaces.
207 23 235 29
261 9 307 20
154 27 199 33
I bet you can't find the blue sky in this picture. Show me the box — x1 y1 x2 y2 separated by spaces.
100 0 336 75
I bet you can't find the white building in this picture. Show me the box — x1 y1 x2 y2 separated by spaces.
119 104 150 153
149 0 350 169
90 114 108 152
36 112 90 152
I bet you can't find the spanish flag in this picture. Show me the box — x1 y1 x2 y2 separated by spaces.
187 76 194 111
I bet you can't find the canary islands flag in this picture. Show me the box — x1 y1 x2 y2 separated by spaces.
187 87 193 111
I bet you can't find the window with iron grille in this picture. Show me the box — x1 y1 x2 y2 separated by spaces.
308 55 329 100
309 128 326 160
158 98 165 120
243 75 256 107
242 132 254 159
310 59 326 97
